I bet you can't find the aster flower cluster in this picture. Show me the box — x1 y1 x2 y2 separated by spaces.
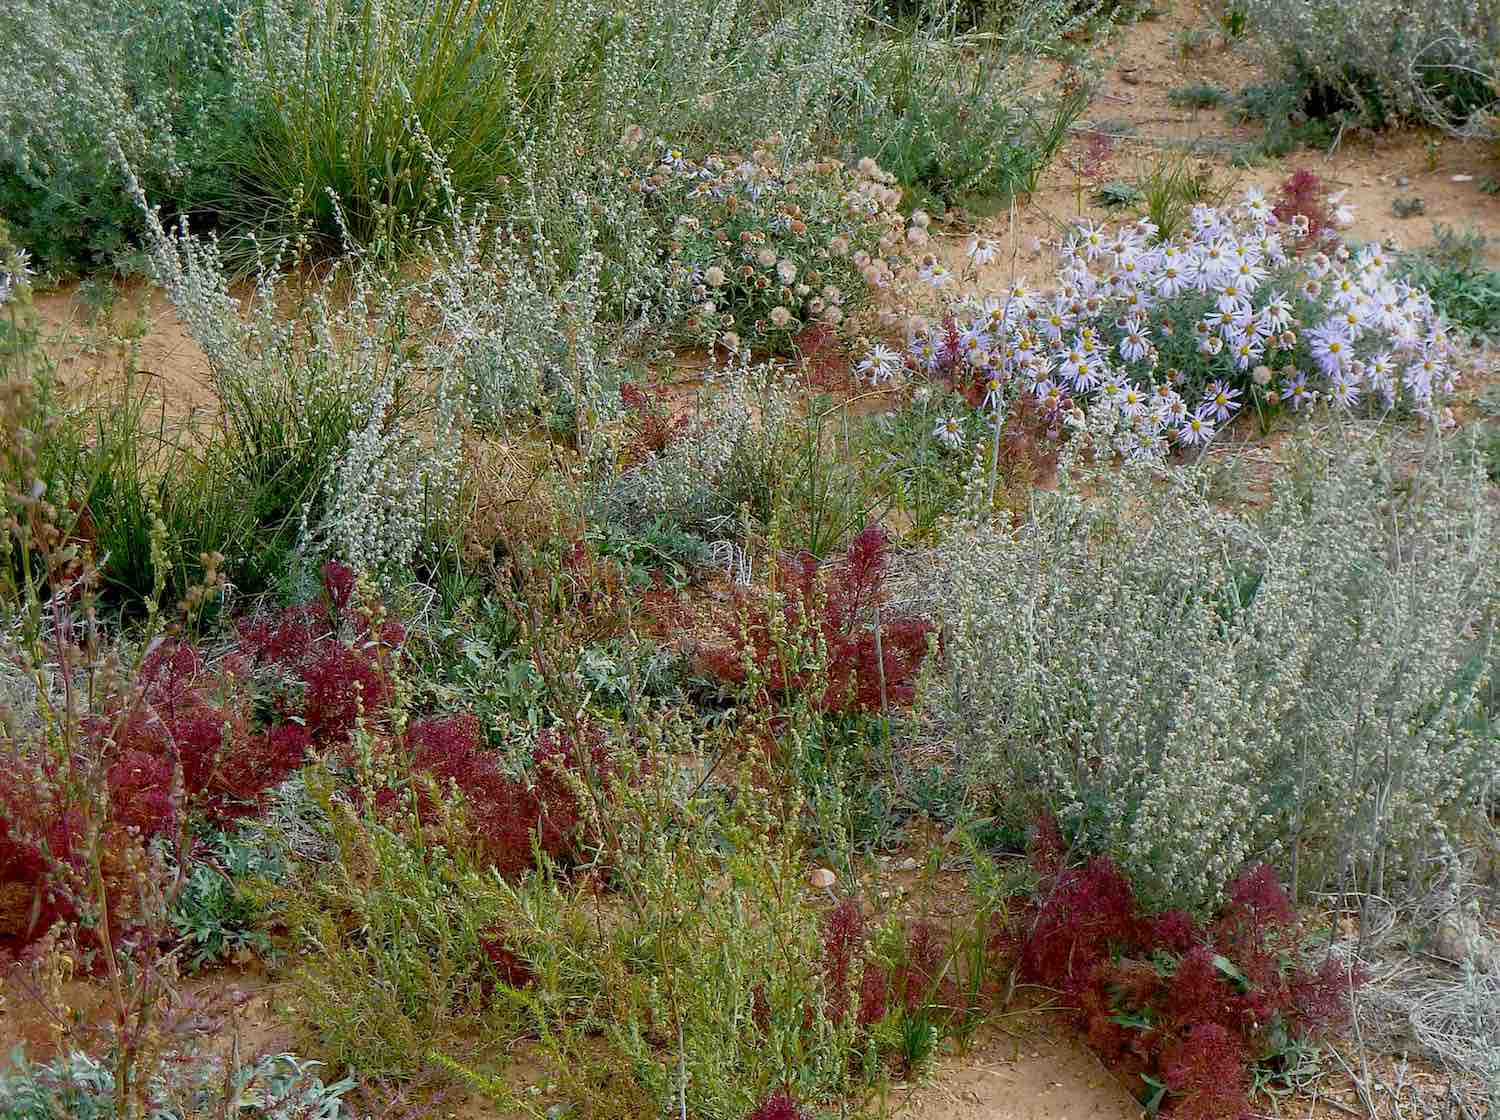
612 135 914 352
863 189 1463 464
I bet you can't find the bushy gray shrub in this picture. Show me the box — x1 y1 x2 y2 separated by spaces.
916 424 1499 913
1239 0 1499 133
0 0 239 272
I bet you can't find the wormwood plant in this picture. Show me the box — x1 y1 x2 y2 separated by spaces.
917 423 1499 914
1237 0 1498 136
127 168 464 582
595 359 796 538
0 0 239 274
0 1048 354 1120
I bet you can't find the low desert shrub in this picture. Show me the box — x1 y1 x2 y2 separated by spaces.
849 12 1091 209
130 178 464 581
466 746 978 1119
0 1047 354 1120
917 425 1499 913
855 385 987 540
1237 0 1498 136
607 138 911 353
0 0 239 274
1397 224 1500 340
276 765 520 1079
1003 827 1358 1119
595 359 797 538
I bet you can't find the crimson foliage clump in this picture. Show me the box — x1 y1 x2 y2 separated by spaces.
1272 169 1337 253
403 714 605 879
701 525 933 713
1011 816 1358 1120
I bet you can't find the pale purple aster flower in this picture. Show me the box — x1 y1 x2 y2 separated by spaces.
858 343 904 384
933 415 965 450
1201 380 1242 423
1176 410 1215 446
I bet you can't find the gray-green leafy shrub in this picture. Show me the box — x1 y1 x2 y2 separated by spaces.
0 0 239 274
1238 0 1498 134
915 424 1499 913
0 1047 353 1120
128 175 464 581
169 825 287 971
1397 225 1500 341
595 360 796 538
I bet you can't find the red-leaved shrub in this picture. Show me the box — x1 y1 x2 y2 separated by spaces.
746 1092 805 1120
1012 816 1360 1118
620 380 688 464
404 715 605 879
700 525 933 713
1273 170 1336 253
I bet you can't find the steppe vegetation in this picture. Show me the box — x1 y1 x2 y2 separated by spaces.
1 0 1498 1117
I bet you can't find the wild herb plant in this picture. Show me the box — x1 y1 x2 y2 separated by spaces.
1237 0 1498 137
917 424 1498 913
0 0 240 274
1397 224 1500 340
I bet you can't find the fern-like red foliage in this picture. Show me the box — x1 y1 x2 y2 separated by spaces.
1272 170 1336 253
700 525 933 713
1012 816 1360 1117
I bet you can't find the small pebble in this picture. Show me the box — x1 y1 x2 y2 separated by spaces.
1452 174 1474 182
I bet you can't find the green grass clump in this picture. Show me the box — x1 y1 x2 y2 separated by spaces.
1398 225 1500 340
1168 83 1228 109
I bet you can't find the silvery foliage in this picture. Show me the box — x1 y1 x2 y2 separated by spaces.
0 0 235 265
916 424 1498 912
0 0 229 174
570 0 1081 157
596 361 796 538
1240 0 1499 133
126 170 464 581
423 147 667 443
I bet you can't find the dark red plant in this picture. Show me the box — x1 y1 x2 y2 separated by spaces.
479 926 536 991
821 898 865 1024
1011 816 1360 1117
700 525 933 713
746 1091 806 1120
1161 1024 1251 1120
620 380 687 462
1272 170 1335 253
403 715 605 880
793 323 855 390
